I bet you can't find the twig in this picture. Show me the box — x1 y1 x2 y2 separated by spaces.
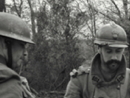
54 77 66 90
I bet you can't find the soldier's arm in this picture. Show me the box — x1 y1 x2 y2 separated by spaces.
64 77 82 98
64 66 90 98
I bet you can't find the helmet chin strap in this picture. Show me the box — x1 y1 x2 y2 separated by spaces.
5 40 13 69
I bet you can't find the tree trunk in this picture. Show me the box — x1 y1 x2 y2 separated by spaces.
27 0 36 34
0 0 6 12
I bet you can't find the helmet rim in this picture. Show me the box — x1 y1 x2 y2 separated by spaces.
0 29 34 44
94 38 128 47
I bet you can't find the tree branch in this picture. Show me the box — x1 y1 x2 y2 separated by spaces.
110 0 122 19
19 0 23 16
122 0 128 19
12 0 21 17
54 77 66 90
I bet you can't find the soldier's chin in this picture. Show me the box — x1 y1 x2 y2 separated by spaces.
108 63 119 71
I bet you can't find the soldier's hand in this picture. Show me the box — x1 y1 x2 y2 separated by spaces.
70 69 78 77
70 66 90 77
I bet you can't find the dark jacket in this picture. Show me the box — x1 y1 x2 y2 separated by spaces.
0 63 24 98
0 63 35 98
64 54 130 98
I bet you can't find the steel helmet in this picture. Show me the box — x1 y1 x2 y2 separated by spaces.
0 12 34 44
94 22 128 47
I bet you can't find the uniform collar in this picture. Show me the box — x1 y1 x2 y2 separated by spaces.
91 53 126 87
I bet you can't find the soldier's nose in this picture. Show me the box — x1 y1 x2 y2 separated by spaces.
111 55 118 60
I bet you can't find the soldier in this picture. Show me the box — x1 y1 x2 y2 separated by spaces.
0 12 35 98
64 22 130 98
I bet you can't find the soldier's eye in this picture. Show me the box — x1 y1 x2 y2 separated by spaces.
106 49 112 53
116 49 121 53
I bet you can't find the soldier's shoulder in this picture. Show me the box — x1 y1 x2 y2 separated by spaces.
70 66 91 78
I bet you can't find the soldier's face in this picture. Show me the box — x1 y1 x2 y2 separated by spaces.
100 46 125 71
11 41 28 72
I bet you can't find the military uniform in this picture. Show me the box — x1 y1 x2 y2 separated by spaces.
0 62 24 98
64 53 130 98
0 55 35 98
20 76 36 98
0 12 34 98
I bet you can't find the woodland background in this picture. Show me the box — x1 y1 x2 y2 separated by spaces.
1 0 130 97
